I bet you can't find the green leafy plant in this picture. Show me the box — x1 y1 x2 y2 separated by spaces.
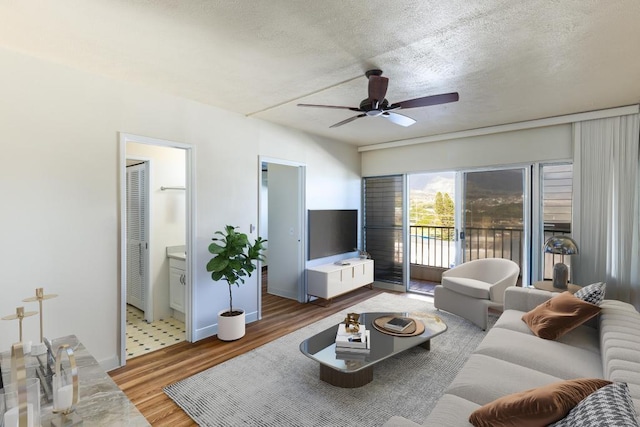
206 225 267 316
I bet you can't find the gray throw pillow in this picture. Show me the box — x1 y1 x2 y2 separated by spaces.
574 282 606 305
550 382 639 427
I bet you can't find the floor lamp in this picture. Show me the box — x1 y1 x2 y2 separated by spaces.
544 235 579 289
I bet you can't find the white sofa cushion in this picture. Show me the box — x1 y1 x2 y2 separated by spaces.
421 394 480 427
473 327 603 379
382 416 422 427
492 309 536 334
494 309 600 353
441 277 491 300
445 354 563 405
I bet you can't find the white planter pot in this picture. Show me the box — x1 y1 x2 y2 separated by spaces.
217 309 245 341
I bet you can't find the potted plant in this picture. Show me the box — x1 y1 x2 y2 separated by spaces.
206 225 266 341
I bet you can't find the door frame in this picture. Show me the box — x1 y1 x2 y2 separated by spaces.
258 156 307 313
118 132 195 367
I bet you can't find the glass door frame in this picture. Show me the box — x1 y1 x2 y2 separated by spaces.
403 161 572 290
453 165 532 285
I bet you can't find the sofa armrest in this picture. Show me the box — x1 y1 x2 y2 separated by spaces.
382 416 422 427
504 287 554 312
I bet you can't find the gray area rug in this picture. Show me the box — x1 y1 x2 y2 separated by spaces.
164 293 497 426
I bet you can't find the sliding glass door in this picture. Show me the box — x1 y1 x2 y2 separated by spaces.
406 168 528 291
369 163 570 293
460 168 528 284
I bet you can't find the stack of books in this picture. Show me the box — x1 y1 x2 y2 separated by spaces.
383 317 414 333
335 323 370 359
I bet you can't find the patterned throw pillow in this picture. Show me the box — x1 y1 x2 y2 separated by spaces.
575 282 606 305
550 382 639 427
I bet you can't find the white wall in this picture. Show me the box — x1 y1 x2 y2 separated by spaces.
126 143 186 321
0 46 361 368
361 124 573 176
257 121 361 209
257 122 363 268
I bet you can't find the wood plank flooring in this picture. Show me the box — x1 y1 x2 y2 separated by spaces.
109 279 425 426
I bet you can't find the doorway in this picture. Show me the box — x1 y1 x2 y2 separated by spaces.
259 158 306 309
407 172 456 295
119 133 194 366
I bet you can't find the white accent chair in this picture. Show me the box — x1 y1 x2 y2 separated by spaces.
434 258 520 330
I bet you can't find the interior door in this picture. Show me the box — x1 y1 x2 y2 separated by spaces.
266 163 304 301
126 163 149 312
458 168 527 282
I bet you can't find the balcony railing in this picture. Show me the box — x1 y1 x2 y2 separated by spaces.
410 225 570 280
410 225 456 268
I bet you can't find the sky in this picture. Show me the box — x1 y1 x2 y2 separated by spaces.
409 172 455 198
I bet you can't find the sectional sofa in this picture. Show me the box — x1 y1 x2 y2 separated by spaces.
384 286 640 426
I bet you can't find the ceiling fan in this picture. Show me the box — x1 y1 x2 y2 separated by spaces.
297 69 459 128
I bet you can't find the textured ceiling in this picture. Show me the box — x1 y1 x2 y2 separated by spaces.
0 1 639 146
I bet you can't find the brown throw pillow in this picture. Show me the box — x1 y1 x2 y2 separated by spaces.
522 291 601 340
469 378 612 427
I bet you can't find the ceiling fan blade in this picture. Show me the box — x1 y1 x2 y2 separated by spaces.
330 114 366 128
382 112 416 127
297 103 361 112
368 75 389 107
389 92 459 110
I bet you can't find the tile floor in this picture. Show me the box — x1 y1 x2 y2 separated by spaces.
126 305 185 359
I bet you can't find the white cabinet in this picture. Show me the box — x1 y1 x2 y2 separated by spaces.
307 258 374 300
169 258 186 313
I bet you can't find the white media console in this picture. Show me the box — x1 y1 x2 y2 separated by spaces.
307 258 374 300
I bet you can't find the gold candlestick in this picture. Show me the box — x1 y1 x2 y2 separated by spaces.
23 287 58 343
2 306 38 342
11 342 28 427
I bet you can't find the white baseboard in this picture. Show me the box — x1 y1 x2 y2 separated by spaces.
100 354 121 372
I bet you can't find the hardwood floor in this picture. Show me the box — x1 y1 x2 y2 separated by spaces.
109 279 426 426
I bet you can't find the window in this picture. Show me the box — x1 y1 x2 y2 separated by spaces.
541 163 573 280
363 176 404 286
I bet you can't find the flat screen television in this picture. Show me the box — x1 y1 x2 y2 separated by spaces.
308 209 358 260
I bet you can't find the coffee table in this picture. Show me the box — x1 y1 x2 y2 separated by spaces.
299 311 447 388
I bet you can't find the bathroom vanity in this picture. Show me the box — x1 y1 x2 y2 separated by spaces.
166 246 186 320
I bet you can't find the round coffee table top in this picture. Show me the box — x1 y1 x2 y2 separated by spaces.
532 280 582 294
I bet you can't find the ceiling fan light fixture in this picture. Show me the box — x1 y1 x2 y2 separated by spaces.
297 70 459 128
